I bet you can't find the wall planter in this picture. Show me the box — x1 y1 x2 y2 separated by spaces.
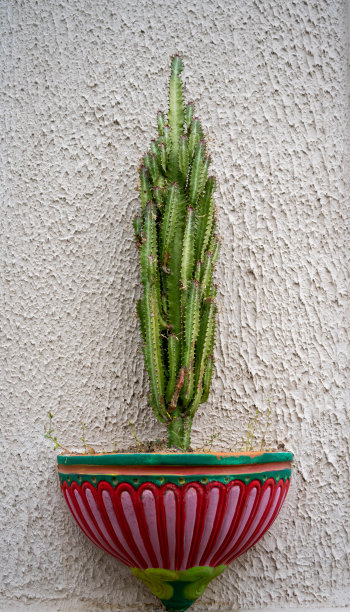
55 56 294 612
58 450 293 611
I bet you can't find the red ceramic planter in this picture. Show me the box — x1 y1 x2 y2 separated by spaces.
58 451 293 611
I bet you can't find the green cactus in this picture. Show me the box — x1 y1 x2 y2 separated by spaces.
134 56 220 450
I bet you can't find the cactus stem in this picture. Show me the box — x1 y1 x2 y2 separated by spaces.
136 57 219 447
170 367 186 412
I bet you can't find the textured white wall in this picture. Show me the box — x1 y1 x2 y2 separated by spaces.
1 0 349 610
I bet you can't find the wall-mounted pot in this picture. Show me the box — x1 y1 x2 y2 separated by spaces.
58 451 293 611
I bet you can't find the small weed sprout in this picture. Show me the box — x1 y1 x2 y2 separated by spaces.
81 421 88 453
44 412 64 450
128 421 142 448
206 432 218 452
260 397 272 450
243 407 259 452
242 399 273 452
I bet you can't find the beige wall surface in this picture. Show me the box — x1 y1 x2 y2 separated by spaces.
1 0 349 610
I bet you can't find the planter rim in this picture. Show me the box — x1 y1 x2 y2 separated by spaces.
57 450 293 467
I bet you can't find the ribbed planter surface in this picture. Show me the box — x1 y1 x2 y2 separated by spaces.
58 451 293 611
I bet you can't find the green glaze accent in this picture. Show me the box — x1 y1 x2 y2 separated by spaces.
131 565 226 611
58 467 292 488
181 565 226 600
57 451 293 466
131 568 175 600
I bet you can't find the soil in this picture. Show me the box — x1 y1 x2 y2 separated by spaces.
58 440 287 457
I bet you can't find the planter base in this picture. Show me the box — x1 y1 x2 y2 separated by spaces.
131 565 226 611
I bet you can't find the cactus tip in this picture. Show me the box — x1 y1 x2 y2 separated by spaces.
171 54 183 73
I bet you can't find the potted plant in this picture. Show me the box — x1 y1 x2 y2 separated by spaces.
57 56 293 612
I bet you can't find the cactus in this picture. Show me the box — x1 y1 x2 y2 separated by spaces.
134 56 220 450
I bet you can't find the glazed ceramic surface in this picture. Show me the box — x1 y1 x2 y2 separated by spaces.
58 452 292 610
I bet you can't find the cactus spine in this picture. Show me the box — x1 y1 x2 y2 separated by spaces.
134 56 220 450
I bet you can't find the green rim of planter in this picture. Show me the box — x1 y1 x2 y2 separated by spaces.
57 451 293 466
58 467 292 488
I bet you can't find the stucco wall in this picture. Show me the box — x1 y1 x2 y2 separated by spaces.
1 0 349 610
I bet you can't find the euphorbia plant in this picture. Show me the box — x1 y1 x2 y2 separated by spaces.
133 55 220 450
